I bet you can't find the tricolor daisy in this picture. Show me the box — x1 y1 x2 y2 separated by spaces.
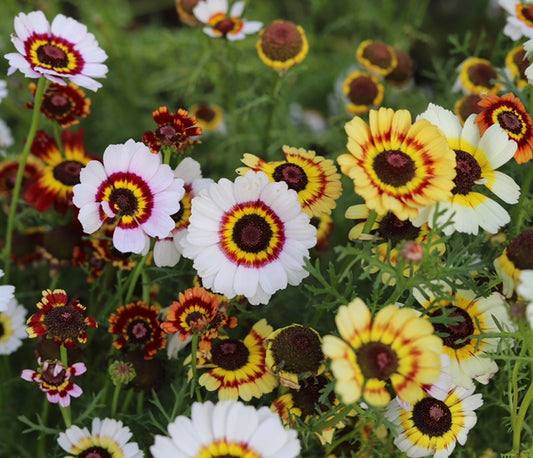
236 146 342 218
475 92 533 164
385 385 483 458
356 40 397 77
322 298 443 407
21 357 87 407
342 70 385 115
413 103 520 235
452 57 502 95
72 139 185 254
494 229 533 296
181 171 317 305
150 400 300 457
25 129 95 215
197 318 279 401
193 0 263 40
4 10 108 91
58 417 143 457
338 107 457 221
499 0 533 41
0 297 27 355
189 103 226 133
505 44 530 89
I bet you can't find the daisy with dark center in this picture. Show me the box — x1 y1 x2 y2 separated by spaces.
413 104 520 235
322 298 443 407
5 10 108 91
505 44 530 89
21 357 87 407
73 139 185 254
500 0 533 40
154 157 213 267
181 171 317 305
24 129 95 215
26 81 91 128
385 48 414 88
475 92 533 164
385 385 483 458
26 289 97 348
338 107 457 221
0 297 27 354
193 0 263 40
142 106 202 155
161 286 237 343
454 94 483 125
342 70 385 115
452 57 502 95
237 146 342 218
414 287 512 388
197 318 279 401
151 400 300 457
189 102 225 133
256 20 309 73
108 301 166 360
495 229 533 296
265 324 324 389
356 40 397 76
58 417 143 457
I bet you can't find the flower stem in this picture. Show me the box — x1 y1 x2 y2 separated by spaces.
124 246 152 304
58 344 72 427
189 333 202 401
3 77 48 283
262 73 285 155
111 383 121 418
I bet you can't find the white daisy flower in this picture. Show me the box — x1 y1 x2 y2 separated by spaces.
4 10 108 91
0 119 14 156
57 417 143 457
181 171 317 305
499 0 533 41
414 103 519 235
517 269 533 329
0 297 27 355
0 80 7 103
150 400 300 457
0 270 15 313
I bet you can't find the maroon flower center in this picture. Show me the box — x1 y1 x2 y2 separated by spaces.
412 397 452 437
497 110 523 135
452 150 482 195
347 76 379 105
260 21 303 62
456 94 483 122
53 160 83 186
507 230 533 269
43 305 86 341
272 163 309 192
158 125 177 140
377 212 420 246
520 5 533 22
357 341 399 380
270 326 323 374
79 447 113 458
232 214 273 253
214 18 239 35
211 339 250 370
41 362 67 386
429 305 474 349
373 150 416 187
467 63 497 88
292 375 333 416
127 319 152 344
43 94 73 116
195 105 216 122
109 188 138 216
36 43 69 68
362 41 393 69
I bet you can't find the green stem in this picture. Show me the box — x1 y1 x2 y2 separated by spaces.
122 388 134 413
124 247 151 304
189 333 202 401
58 344 72 428
361 209 378 235
3 77 48 283
37 396 50 458
136 390 144 415
111 383 121 418
262 73 285 154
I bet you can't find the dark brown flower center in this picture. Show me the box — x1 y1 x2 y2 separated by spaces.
41 362 67 386
362 41 393 70
36 43 68 68
507 230 533 269
272 163 309 192
195 105 216 122
211 339 250 370
232 214 273 253
0 322 4 338
214 18 239 35
127 319 152 344
357 341 399 380
260 21 303 62
291 375 333 416
377 212 420 246
513 48 529 78
43 94 73 116
347 75 379 105
109 188 138 216
53 160 83 186
43 304 86 341
412 397 452 437
467 63 497 88
456 94 483 123
497 110 523 135
373 150 415 187
520 5 533 22
429 305 474 349
452 150 482 195
79 447 113 458
271 326 323 374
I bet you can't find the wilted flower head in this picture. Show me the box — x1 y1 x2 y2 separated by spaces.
5 10 108 91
